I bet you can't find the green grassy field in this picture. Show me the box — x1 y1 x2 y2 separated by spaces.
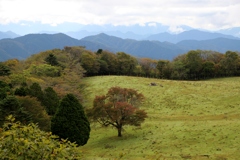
80 76 240 160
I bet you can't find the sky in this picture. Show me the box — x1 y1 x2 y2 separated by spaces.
0 0 240 33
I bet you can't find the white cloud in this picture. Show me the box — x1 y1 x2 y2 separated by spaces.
148 23 157 27
0 0 239 30
168 26 185 34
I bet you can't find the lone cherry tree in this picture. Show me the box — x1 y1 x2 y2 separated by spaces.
87 86 147 137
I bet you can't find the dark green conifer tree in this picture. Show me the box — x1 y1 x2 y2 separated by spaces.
45 54 59 66
0 63 11 76
14 87 29 96
51 94 90 146
42 87 59 115
29 83 44 102
0 96 31 126
0 81 10 100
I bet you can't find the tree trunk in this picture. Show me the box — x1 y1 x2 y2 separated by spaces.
117 126 122 137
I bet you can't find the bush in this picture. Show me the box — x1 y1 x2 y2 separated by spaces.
14 86 29 96
28 64 61 77
0 115 81 159
17 96 51 131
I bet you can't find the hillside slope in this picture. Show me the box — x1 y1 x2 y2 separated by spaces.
81 76 240 159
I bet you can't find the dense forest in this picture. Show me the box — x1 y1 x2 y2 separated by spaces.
0 46 240 158
83 48 240 80
15 45 238 80
1 46 240 81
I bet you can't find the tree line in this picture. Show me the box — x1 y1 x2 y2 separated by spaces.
62 47 240 80
1 46 239 81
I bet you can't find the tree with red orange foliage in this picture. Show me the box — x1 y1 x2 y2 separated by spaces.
87 86 147 137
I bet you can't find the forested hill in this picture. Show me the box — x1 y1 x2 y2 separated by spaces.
0 33 79 61
1 32 240 61
81 33 186 60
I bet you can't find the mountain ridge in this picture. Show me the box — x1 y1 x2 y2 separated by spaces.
0 32 240 62
177 38 240 53
146 30 240 43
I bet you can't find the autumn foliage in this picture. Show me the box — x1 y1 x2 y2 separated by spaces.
0 115 81 159
87 86 147 137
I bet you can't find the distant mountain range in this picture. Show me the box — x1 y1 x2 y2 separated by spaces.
65 28 240 41
0 30 240 62
177 38 240 53
81 33 186 60
66 30 148 40
0 33 113 61
1 28 239 43
1 21 240 39
146 30 239 43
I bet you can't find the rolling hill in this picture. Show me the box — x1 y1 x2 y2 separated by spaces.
1 39 240 158
80 76 240 159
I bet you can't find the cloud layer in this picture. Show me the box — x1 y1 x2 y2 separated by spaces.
0 0 239 30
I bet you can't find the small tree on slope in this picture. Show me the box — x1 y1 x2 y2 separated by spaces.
51 94 90 146
87 86 147 137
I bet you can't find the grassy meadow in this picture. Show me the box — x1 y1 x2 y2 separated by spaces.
80 76 240 159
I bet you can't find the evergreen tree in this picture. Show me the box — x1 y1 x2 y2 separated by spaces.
42 87 59 115
0 81 10 100
0 63 11 76
51 94 90 146
0 96 31 126
29 83 44 102
45 53 59 66
96 49 103 55
14 87 29 96
0 88 7 100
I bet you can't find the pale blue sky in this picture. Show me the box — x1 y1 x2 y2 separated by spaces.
0 0 239 32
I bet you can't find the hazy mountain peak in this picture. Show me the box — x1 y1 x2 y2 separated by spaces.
146 29 239 43
0 31 20 39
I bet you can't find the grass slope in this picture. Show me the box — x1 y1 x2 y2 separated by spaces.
80 76 240 159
